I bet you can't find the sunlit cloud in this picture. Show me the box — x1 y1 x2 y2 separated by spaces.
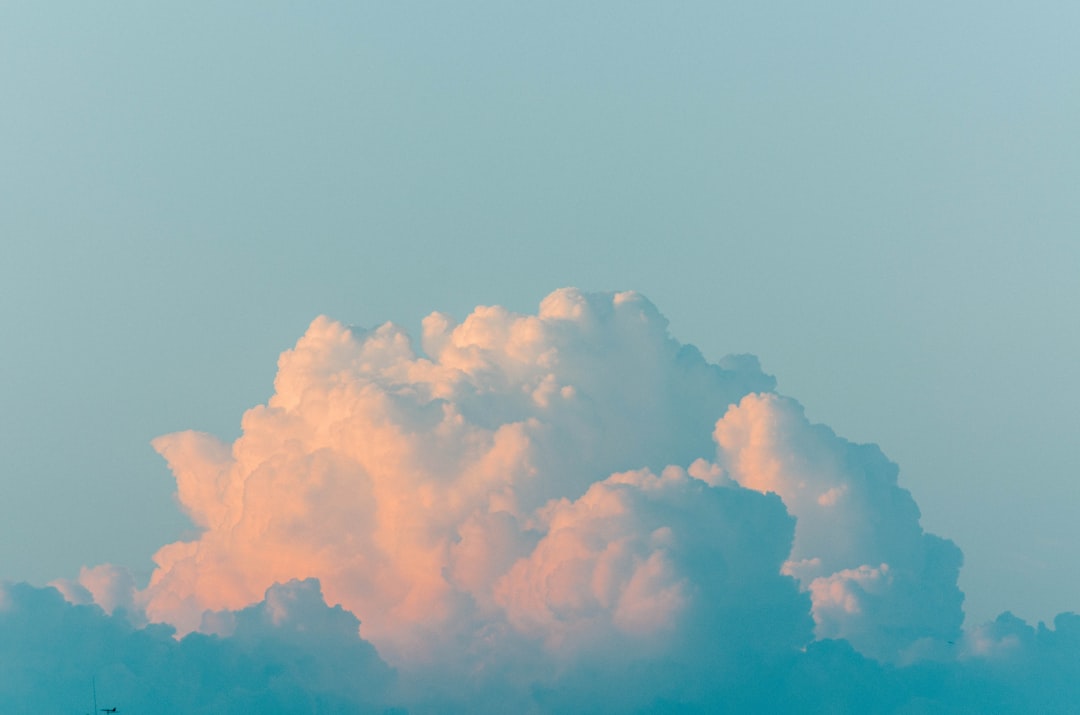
7 289 1079 712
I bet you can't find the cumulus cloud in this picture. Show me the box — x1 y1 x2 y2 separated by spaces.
0 579 391 714
52 563 142 622
495 465 811 658
714 393 965 659
9 578 1080 714
11 288 1080 712
140 289 777 666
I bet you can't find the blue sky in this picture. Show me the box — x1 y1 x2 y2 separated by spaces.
2 0 1079 638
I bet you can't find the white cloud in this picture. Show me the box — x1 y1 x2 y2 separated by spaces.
14 288 1080 712
139 288 776 667
714 393 964 659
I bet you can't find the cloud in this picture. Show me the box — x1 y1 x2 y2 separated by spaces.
139 289 777 667
52 563 142 622
10 578 1080 713
11 288 1080 712
0 579 392 714
494 465 809 651
714 393 965 660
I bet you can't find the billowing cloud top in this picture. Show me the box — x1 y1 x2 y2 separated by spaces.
12 289 1079 712
142 289 792 661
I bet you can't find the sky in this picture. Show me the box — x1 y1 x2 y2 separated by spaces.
1 2 1079 711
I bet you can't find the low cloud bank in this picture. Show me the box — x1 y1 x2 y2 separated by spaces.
6 579 1080 713
0 579 391 714
7 289 1078 712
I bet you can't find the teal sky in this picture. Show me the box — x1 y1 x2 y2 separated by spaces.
1 1 1078 627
